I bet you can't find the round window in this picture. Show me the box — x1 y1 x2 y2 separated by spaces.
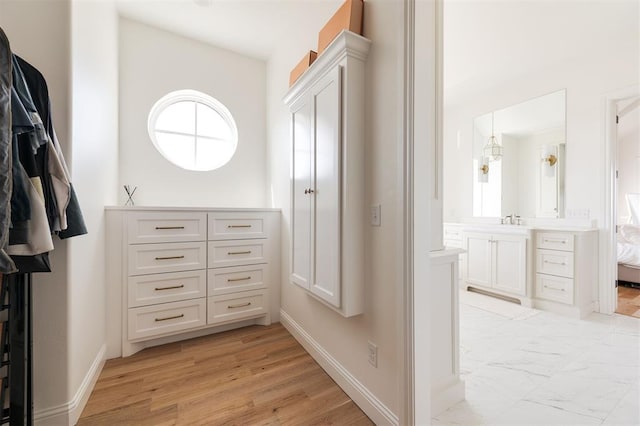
147 90 238 171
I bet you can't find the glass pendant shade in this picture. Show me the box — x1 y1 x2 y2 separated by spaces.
483 112 502 161
483 135 503 160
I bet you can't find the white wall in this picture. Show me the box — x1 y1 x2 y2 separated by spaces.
444 2 639 224
617 99 640 224
0 1 119 423
69 1 119 423
0 0 72 416
266 0 404 421
119 18 267 208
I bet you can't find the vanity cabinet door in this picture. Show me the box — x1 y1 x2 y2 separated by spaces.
492 235 526 296
464 233 492 288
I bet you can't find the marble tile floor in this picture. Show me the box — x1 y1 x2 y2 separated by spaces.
433 291 640 426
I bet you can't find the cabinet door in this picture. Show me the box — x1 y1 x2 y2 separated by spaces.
463 232 492 288
492 235 526 295
310 66 342 307
290 95 313 290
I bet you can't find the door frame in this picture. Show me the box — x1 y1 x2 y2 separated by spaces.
400 0 442 423
602 85 639 314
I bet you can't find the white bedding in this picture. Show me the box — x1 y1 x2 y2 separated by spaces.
618 224 640 268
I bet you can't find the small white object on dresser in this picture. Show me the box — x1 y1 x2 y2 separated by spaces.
106 207 280 357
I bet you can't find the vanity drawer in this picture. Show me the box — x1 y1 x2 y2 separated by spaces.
536 249 574 278
208 212 267 241
128 270 207 308
128 298 206 341
128 242 206 276
208 240 267 268
207 290 267 325
208 265 266 296
536 232 574 252
536 274 574 305
443 226 463 242
127 212 207 244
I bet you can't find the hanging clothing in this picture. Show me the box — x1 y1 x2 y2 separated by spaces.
0 27 16 274
15 56 86 238
0 35 87 274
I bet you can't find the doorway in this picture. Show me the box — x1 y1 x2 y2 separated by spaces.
609 94 640 317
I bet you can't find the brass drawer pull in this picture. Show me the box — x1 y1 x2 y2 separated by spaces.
543 285 565 292
155 226 185 230
227 251 251 255
155 314 184 322
155 255 185 261
228 302 251 309
543 239 567 244
155 284 185 291
227 276 252 282
227 225 252 228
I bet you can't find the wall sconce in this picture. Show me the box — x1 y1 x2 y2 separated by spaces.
541 146 558 178
478 157 489 183
543 154 557 167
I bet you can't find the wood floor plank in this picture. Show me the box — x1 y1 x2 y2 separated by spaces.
78 324 373 425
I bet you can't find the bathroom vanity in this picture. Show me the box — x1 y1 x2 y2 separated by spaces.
445 222 598 318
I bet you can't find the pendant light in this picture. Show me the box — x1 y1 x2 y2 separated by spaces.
483 112 503 161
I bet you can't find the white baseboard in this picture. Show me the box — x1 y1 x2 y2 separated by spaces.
280 309 398 426
35 344 106 426
431 379 465 417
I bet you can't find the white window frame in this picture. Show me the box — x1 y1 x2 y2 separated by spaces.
147 89 238 171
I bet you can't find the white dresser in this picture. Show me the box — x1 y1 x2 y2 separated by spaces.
106 207 280 357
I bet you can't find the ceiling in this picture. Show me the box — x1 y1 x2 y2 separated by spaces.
115 0 341 61
444 0 639 99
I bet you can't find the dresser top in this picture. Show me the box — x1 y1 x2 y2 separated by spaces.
105 206 281 212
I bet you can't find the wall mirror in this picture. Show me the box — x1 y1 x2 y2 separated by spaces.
472 89 566 218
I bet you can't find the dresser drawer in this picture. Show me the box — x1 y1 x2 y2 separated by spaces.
127 212 207 244
208 240 267 268
536 274 574 304
536 249 574 278
536 232 574 252
207 290 267 325
208 265 267 296
128 242 206 276
128 298 206 341
208 212 267 241
128 270 207 308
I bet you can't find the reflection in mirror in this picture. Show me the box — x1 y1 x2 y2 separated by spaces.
472 90 566 219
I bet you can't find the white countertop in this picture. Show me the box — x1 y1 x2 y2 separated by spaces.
105 205 281 212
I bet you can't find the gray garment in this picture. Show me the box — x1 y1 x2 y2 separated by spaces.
0 27 17 273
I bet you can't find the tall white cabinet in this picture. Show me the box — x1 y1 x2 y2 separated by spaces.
284 30 370 317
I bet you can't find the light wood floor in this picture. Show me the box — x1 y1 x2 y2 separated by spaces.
78 324 373 425
616 284 640 318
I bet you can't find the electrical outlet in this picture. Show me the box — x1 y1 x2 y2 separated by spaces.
370 204 381 227
368 341 378 367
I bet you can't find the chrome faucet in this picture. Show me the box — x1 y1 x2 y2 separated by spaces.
503 214 513 225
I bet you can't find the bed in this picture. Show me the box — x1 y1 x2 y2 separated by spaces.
618 194 640 286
